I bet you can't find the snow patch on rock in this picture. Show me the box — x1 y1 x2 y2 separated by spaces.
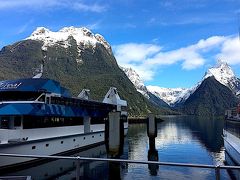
120 66 149 98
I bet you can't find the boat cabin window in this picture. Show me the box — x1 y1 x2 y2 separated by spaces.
91 117 105 124
0 116 22 129
37 94 45 102
0 91 42 101
121 115 128 123
121 106 127 111
0 116 9 129
14 116 21 126
46 97 50 104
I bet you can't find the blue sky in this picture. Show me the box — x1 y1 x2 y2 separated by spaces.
0 0 240 88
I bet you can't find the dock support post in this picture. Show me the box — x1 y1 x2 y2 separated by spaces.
84 116 91 133
76 156 80 180
147 113 157 138
107 111 121 157
215 165 220 180
147 113 159 175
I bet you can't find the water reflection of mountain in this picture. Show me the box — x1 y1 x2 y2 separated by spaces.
127 123 149 160
183 116 224 152
159 116 224 153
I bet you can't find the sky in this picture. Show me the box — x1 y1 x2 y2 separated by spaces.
0 0 240 88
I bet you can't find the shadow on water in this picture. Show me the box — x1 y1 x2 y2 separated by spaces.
148 137 159 176
185 116 224 152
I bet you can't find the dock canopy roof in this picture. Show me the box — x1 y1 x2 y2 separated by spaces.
0 78 70 97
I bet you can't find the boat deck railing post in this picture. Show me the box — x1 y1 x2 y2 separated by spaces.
76 156 81 180
215 165 220 180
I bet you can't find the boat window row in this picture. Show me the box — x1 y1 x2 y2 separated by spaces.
23 116 84 129
49 96 116 111
0 91 42 101
0 115 110 129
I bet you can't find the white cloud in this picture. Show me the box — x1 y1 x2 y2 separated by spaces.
217 36 240 64
0 0 61 9
73 2 107 13
0 0 106 13
113 43 161 64
113 43 161 81
113 35 239 82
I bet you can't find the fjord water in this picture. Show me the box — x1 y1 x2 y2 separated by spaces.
3 116 230 179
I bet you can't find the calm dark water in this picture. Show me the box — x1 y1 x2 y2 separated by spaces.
2 116 232 179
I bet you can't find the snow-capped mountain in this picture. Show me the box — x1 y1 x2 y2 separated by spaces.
203 60 240 95
27 26 112 55
121 66 194 106
120 67 149 98
121 67 170 107
123 60 240 107
147 86 190 106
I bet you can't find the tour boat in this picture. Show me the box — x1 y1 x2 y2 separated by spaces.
0 77 128 169
223 105 240 178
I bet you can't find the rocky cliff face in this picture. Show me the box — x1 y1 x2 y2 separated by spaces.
181 77 238 116
121 66 170 108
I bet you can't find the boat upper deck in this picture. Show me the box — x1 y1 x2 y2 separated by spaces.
0 78 70 96
0 78 118 117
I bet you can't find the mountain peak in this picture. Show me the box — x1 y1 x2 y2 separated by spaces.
120 66 149 97
31 27 51 36
204 60 235 86
27 26 112 54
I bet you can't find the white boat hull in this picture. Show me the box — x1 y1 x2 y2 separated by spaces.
223 131 240 165
0 123 128 169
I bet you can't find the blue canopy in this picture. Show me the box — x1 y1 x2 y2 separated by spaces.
0 78 71 97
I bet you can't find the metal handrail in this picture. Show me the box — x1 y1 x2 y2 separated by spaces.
0 153 239 180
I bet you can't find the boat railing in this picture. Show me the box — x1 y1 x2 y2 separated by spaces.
0 153 240 180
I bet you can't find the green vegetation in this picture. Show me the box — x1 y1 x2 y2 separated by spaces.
179 77 238 116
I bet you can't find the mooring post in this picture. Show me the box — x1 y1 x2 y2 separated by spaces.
107 111 121 157
76 156 81 180
84 116 91 133
215 165 220 180
147 113 157 138
147 113 159 175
